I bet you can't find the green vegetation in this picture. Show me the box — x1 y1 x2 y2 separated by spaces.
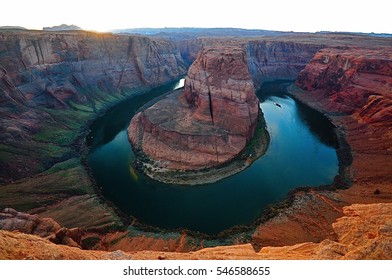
0 156 123 231
42 158 81 174
0 76 164 233
242 113 269 158
0 158 92 206
81 236 102 249
127 226 182 240
0 148 13 162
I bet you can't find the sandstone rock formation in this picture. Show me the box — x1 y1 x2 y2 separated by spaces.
0 208 60 237
0 30 187 182
293 47 392 186
0 208 84 248
0 30 188 231
128 46 260 177
296 47 392 121
246 40 324 88
254 45 392 249
1 203 391 260
184 47 259 138
0 230 132 260
258 203 392 260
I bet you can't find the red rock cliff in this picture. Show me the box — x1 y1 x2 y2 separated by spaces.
0 31 187 181
128 46 260 172
296 47 392 123
256 46 392 250
184 47 259 138
246 40 324 88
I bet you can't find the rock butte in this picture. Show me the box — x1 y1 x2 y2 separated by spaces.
128 46 261 176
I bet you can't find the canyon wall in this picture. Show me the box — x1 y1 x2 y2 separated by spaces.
2 32 388 182
246 40 324 88
128 46 260 172
176 38 325 90
0 31 187 181
296 47 392 122
0 30 188 232
252 45 392 248
294 46 392 185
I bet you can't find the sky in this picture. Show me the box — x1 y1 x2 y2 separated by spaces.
1 0 391 34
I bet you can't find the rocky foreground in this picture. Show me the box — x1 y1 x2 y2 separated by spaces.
128 46 263 183
1 203 391 259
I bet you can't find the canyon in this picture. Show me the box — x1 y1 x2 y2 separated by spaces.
0 29 391 259
251 46 392 248
0 30 189 234
0 31 187 181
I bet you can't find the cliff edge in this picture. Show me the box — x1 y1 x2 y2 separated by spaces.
252 46 392 249
1 203 390 260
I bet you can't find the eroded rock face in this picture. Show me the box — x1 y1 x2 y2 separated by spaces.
1 203 391 260
0 31 188 181
0 31 187 132
259 203 392 260
296 47 392 123
128 46 260 172
184 47 259 139
0 208 86 248
246 40 324 89
259 46 392 250
0 208 60 237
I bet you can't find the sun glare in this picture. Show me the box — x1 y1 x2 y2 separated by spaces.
0 0 390 34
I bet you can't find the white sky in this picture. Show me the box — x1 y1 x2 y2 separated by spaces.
1 0 391 33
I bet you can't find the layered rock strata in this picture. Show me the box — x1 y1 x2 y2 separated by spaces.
296 47 392 120
1 203 391 260
246 40 324 88
128 46 261 179
0 30 187 233
252 46 392 248
294 47 392 181
0 30 187 181
0 208 84 248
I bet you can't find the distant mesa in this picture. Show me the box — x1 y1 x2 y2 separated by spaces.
43 24 82 31
0 26 27 30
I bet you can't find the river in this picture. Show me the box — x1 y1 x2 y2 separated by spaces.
86 80 338 235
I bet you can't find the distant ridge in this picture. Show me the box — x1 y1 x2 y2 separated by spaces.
0 26 27 30
43 24 82 31
112 27 392 39
317 30 392 37
111 27 296 39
